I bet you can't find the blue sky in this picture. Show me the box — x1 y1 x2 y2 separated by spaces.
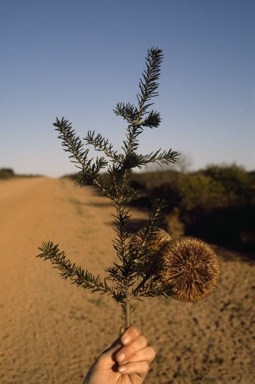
1 0 254 177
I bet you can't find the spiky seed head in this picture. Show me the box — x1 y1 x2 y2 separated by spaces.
159 237 220 302
130 227 171 255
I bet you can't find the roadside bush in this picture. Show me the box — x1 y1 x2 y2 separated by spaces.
130 164 255 252
203 164 252 206
0 168 15 179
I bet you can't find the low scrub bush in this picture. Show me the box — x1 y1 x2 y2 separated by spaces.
129 165 255 252
0 168 15 179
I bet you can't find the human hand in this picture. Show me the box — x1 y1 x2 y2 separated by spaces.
83 325 156 384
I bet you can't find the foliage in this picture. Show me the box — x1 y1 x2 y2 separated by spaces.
204 164 252 206
0 168 15 179
37 48 179 326
0 168 43 179
129 165 255 251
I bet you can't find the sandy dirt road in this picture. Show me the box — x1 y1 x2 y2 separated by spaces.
0 178 254 384
0 177 147 384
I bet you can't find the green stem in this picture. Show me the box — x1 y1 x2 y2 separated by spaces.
125 300 131 329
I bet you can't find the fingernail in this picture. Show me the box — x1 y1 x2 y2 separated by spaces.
122 335 131 345
117 353 126 363
118 365 126 372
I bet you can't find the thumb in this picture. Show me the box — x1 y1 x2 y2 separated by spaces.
99 326 127 364
100 329 123 363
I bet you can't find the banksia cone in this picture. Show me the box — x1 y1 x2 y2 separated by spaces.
159 237 220 302
130 227 171 255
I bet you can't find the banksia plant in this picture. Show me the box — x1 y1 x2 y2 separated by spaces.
130 227 171 254
37 47 220 329
159 237 220 302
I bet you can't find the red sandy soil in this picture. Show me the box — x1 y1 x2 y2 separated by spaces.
0 177 254 384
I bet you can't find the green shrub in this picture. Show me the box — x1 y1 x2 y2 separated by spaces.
0 168 15 179
204 164 251 206
129 165 255 251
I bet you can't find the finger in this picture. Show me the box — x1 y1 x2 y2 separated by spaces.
118 360 150 375
100 325 141 365
121 346 156 365
120 324 142 346
116 335 148 363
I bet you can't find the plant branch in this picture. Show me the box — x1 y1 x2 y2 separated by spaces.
37 47 179 329
37 241 113 295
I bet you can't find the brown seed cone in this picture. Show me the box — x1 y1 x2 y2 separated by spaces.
130 227 171 255
159 237 220 302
